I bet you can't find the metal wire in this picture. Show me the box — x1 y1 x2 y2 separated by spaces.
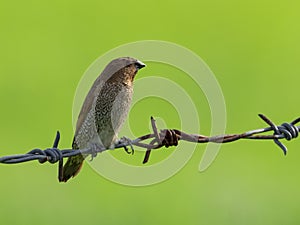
0 114 299 181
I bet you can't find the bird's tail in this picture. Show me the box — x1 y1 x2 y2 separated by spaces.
60 154 84 182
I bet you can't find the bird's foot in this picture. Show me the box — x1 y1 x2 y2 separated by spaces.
117 137 134 155
88 142 104 161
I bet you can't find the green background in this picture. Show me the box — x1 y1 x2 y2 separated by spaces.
1 0 300 224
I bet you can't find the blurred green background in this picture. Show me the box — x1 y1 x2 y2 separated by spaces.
1 0 300 224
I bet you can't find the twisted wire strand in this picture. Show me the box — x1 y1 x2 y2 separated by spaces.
0 114 299 180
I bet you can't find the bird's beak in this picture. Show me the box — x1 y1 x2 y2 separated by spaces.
135 60 146 70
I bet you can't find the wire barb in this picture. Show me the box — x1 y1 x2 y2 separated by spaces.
0 114 300 181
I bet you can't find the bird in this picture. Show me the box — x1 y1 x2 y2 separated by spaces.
60 57 146 182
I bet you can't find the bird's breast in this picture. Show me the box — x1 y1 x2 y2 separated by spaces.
94 82 133 148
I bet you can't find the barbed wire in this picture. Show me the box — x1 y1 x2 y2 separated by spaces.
0 114 299 181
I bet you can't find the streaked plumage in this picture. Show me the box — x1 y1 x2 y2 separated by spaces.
61 57 145 182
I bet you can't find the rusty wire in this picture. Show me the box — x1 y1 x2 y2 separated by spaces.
0 114 299 181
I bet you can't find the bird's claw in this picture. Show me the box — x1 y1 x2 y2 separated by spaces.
119 137 134 155
88 143 102 161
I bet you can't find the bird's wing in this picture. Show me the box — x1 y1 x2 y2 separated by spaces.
75 76 104 135
74 59 126 135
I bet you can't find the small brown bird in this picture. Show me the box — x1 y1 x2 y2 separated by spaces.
61 57 145 182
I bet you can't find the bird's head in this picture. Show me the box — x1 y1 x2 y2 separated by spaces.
104 57 146 86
